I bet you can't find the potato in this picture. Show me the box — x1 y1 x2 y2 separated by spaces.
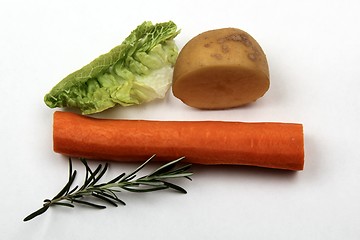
172 28 270 109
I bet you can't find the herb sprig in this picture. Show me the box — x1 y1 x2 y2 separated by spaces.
24 155 192 221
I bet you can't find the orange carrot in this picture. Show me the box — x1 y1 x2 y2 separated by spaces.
53 111 305 170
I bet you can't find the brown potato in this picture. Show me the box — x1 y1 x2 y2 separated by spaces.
172 28 270 109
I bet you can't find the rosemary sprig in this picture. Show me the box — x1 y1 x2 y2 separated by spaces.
24 155 192 222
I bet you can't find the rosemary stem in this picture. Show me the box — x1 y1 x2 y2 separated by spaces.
24 156 192 222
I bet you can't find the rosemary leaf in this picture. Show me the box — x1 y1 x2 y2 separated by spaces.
91 193 118 207
122 174 137 182
147 157 185 177
91 163 108 186
122 185 169 192
166 164 192 175
161 181 187 194
68 185 79 195
107 172 126 184
134 180 166 186
65 158 73 195
23 205 50 222
52 202 75 208
98 191 126 206
71 199 107 209
122 154 156 181
52 170 77 200
80 161 103 189
152 172 194 179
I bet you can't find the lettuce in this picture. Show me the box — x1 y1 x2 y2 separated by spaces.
44 21 179 114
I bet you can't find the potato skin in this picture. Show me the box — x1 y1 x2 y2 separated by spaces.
172 28 270 109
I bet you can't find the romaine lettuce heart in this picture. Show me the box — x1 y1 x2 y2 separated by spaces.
44 21 179 114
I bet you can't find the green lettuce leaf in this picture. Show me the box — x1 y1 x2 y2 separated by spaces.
44 21 180 114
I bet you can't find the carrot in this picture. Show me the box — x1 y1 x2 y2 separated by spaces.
53 111 305 170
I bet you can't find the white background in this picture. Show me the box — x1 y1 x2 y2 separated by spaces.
1 0 360 239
